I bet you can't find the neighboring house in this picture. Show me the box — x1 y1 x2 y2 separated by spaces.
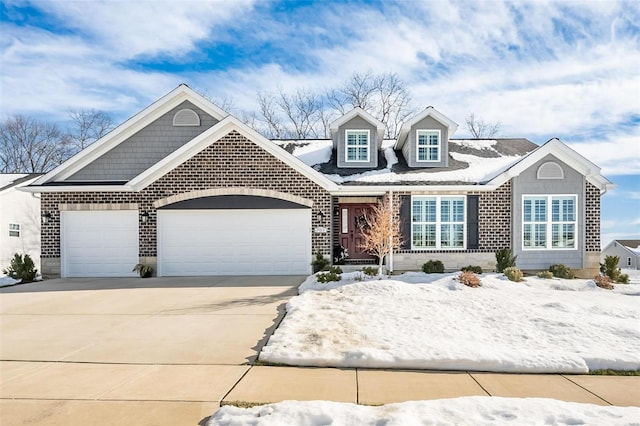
601 240 640 270
22 85 613 278
0 174 42 271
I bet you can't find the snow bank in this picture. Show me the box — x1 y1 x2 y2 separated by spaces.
0 275 21 287
208 397 640 426
260 273 640 373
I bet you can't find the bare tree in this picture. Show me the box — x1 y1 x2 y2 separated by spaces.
277 88 323 139
465 113 501 138
359 198 402 275
0 115 71 173
326 71 415 138
374 73 415 138
256 92 284 138
68 109 115 151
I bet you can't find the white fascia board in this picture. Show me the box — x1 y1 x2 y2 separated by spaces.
330 184 497 196
33 85 229 185
129 116 340 192
486 138 613 193
394 107 458 150
19 185 133 193
329 107 386 132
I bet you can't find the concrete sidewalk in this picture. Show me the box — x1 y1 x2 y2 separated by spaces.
221 366 639 407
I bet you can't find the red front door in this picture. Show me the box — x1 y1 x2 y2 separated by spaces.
339 203 375 260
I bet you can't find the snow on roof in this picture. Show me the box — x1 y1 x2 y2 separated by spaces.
0 173 28 188
273 138 536 186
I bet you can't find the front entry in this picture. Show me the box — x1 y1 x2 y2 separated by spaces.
339 203 376 260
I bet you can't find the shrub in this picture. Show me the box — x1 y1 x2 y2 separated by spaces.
549 264 574 279
536 270 554 279
458 271 481 287
132 263 153 278
311 251 330 273
593 274 614 290
599 255 628 283
461 265 483 274
316 266 342 283
495 248 517 273
422 260 444 274
504 266 523 282
362 266 378 276
3 253 37 283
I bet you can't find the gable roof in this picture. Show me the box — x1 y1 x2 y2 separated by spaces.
32 84 228 185
604 239 640 256
329 107 386 148
395 107 459 149
487 138 614 193
127 115 339 192
23 114 339 193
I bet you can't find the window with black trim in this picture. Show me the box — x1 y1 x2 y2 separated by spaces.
412 196 465 249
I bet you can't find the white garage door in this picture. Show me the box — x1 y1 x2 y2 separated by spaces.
157 209 311 276
61 210 139 277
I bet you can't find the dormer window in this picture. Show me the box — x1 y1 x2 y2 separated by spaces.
345 130 370 162
416 130 440 162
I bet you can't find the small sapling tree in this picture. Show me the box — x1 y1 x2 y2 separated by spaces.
358 198 401 276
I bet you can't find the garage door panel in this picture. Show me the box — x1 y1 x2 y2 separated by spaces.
61 211 139 278
158 209 311 276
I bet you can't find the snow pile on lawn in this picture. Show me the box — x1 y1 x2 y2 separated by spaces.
0 275 21 287
208 397 640 426
260 273 640 373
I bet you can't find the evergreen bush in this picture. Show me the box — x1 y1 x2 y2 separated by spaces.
549 264 574 279
2 253 37 283
422 260 444 273
495 248 517 273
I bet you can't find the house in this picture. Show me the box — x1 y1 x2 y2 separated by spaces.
22 85 613 278
1 174 42 271
601 240 640 270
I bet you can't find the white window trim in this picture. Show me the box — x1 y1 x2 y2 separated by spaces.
8 222 21 238
416 129 441 163
345 129 370 163
172 108 200 126
411 195 466 250
522 194 578 251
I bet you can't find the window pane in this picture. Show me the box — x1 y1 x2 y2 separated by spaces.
413 224 436 248
534 224 546 247
440 224 464 247
552 224 575 248
523 224 532 247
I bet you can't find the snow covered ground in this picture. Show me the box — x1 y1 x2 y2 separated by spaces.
0 275 21 287
259 272 640 373
208 397 640 426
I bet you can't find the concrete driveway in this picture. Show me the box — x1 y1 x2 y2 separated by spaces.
0 276 303 425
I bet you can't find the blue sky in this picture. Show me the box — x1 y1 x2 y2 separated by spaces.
1 0 639 245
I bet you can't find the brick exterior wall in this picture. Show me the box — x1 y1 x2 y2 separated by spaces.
585 181 600 252
42 131 332 260
386 181 512 255
477 181 512 251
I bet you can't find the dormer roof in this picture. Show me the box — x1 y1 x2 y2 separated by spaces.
329 107 385 148
395 106 458 149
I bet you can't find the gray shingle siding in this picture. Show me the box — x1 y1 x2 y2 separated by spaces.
512 154 585 269
69 101 218 181
404 116 449 168
335 116 379 168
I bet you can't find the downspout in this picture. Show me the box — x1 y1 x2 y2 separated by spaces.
388 189 394 274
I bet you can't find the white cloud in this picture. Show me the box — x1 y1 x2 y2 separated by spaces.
568 130 640 176
35 0 257 59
